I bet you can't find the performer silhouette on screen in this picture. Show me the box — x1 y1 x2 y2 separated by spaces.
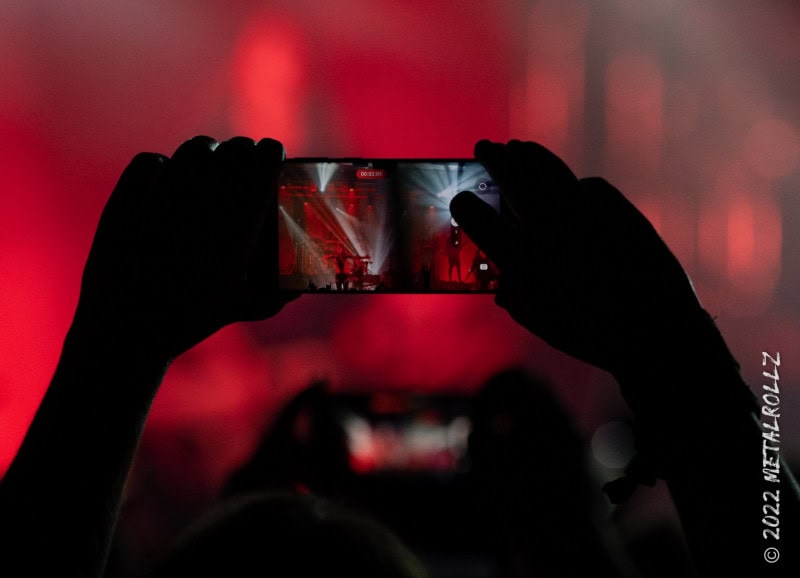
447 220 462 284
466 248 493 291
324 243 353 291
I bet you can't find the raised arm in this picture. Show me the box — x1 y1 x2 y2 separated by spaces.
0 136 296 578
450 139 800 576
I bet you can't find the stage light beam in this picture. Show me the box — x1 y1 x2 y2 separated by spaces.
314 162 338 193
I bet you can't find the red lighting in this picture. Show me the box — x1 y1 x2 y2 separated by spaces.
726 198 756 277
747 118 800 180
231 15 309 152
349 453 376 475
698 170 782 312
369 392 410 415
605 52 664 170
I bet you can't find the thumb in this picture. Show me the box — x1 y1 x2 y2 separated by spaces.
450 190 519 272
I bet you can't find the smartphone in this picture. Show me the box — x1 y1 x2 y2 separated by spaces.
277 159 500 293
332 392 473 474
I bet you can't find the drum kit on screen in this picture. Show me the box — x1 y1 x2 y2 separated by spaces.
323 240 379 289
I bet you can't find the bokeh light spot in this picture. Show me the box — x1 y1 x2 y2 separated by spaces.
232 15 309 151
591 421 635 470
747 118 800 180
605 52 664 169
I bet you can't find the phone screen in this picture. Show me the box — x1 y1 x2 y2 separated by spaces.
277 160 500 292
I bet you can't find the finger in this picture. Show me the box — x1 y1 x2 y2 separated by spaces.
165 136 218 206
478 140 580 225
475 139 514 196
214 137 288 322
474 140 525 227
212 138 286 268
247 138 285 283
214 135 257 154
171 135 219 161
169 135 218 179
506 140 578 191
253 137 286 222
450 191 520 272
110 151 167 201
505 140 579 214
256 137 286 163
214 136 279 223
475 140 518 219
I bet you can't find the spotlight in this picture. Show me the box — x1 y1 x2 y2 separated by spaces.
315 162 338 194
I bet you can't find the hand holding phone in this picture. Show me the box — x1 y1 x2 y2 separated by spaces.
450 139 706 379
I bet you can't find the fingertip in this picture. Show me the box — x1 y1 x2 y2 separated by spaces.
193 135 219 150
449 189 474 210
474 139 493 155
174 135 218 155
474 139 501 160
449 190 517 271
449 190 482 225
121 152 167 183
257 138 286 162
130 151 167 168
216 136 258 156
507 140 579 184
170 137 219 170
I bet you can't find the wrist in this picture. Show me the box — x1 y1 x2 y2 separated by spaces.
61 314 171 403
602 308 759 502
614 307 756 423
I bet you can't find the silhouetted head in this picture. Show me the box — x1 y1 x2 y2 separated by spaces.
223 382 351 498
149 491 428 578
468 369 594 514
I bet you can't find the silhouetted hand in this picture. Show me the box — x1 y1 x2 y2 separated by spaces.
0 136 300 578
72 136 297 363
450 140 704 381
